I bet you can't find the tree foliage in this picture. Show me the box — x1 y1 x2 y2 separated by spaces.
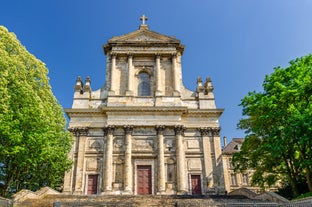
0 26 73 197
233 54 312 197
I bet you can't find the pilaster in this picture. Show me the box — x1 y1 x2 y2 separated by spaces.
199 127 214 192
69 127 88 195
126 55 134 96
171 54 180 96
155 55 162 96
109 54 117 95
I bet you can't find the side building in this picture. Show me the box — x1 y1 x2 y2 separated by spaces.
63 17 225 196
222 138 278 194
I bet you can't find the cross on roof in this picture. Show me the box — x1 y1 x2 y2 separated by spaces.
140 14 148 25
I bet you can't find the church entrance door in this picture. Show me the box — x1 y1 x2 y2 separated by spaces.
137 165 152 195
87 174 98 195
191 175 202 195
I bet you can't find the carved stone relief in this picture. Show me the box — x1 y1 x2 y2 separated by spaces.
113 139 124 151
165 139 175 152
187 159 202 170
187 140 200 149
88 139 104 151
133 139 154 151
86 158 102 171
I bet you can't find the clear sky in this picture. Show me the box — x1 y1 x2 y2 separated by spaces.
1 0 312 146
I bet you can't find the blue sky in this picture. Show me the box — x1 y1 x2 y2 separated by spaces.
1 1 312 145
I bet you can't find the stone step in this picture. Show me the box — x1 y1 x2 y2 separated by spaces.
13 195 278 207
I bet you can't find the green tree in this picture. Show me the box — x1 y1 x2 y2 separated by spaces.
0 26 73 197
233 54 312 197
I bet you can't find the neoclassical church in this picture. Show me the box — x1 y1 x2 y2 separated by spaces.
63 16 225 196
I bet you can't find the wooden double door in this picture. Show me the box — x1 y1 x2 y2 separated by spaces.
191 175 202 195
137 165 152 195
87 174 98 195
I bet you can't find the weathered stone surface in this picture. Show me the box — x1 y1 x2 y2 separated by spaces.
64 17 224 196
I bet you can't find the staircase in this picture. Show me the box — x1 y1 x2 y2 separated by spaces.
13 194 280 207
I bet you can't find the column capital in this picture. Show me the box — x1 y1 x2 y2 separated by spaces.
198 127 221 137
174 125 186 136
199 127 211 137
103 125 116 136
155 125 166 135
124 125 134 135
68 127 89 136
155 53 161 58
211 127 221 136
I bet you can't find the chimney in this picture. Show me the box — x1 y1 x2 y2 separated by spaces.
223 136 227 147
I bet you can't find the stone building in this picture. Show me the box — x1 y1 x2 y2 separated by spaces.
222 138 278 194
63 16 225 196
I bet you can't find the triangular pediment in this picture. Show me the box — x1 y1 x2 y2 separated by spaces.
108 28 180 44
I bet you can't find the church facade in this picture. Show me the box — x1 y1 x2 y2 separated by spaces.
63 16 225 196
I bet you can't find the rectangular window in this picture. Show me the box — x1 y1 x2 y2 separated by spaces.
242 173 249 185
231 173 237 186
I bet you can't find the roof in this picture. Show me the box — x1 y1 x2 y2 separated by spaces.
222 138 245 155
103 23 184 55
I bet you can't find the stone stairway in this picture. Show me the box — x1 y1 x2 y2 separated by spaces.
12 194 280 207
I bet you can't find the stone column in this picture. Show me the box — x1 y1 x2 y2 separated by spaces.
175 125 187 194
156 125 166 194
70 127 88 195
211 127 223 188
155 55 162 96
109 54 117 94
123 125 133 193
103 125 115 193
171 54 180 95
63 128 79 194
126 55 134 95
199 127 214 191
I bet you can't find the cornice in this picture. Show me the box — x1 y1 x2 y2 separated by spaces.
101 106 188 113
187 108 224 117
65 108 102 117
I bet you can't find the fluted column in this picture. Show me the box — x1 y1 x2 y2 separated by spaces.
103 125 115 193
69 127 88 195
126 55 134 95
110 54 117 94
155 55 162 96
123 125 133 193
156 125 166 193
175 125 187 194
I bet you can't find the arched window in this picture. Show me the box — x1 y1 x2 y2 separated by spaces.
138 72 150 96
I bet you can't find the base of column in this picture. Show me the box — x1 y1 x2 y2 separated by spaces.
73 190 83 195
177 190 188 195
126 90 133 96
156 191 166 195
173 90 180 96
121 190 133 195
101 190 116 195
155 90 162 96
108 90 115 95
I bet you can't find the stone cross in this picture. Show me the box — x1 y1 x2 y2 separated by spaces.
140 14 148 25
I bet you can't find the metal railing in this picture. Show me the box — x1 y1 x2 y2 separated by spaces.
283 197 312 207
